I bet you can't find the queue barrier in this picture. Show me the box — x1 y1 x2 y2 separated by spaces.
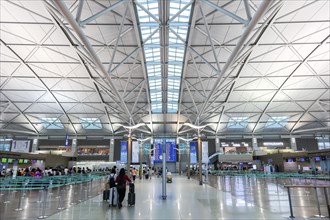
209 170 330 181
284 185 330 218
0 174 109 219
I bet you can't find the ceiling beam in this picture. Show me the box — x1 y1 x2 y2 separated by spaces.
252 35 330 133
51 0 134 124
79 0 127 26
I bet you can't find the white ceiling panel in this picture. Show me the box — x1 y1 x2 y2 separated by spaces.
0 0 328 137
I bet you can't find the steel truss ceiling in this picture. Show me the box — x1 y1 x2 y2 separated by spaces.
0 0 329 138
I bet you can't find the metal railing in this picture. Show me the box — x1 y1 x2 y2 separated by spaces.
285 185 330 218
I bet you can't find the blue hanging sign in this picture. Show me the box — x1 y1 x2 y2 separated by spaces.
64 133 69 148
120 141 128 163
154 141 163 162
166 141 177 162
190 142 197 164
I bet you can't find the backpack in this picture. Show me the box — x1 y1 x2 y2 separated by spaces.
109 174 116 188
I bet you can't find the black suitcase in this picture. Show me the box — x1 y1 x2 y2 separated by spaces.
129 182 135 193
127 192 135 206
103 189 110 201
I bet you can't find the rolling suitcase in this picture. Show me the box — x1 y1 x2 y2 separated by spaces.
103 189 110 201
109 187 117 207
127 192 135 206
129 182 135 193
127 183 135 206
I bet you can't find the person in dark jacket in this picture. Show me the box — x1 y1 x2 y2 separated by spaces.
115 168 132 208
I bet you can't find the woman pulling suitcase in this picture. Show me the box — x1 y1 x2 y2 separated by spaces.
116 168 132 208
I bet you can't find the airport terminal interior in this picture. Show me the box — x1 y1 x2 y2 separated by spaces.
0 0 330 219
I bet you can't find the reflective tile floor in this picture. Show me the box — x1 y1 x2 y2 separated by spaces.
46 175 329 220
1 175 329 220
0 177 105 220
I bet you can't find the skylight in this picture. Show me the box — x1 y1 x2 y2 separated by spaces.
80 118 102 129
136 0 192 113
167 0 192 113
227 117 249 128
41 118 64 129
265 116 288 128
136 0 162 113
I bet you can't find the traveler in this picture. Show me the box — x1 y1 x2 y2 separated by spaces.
131 168 137 181
116 168 132 208
109 169 117 188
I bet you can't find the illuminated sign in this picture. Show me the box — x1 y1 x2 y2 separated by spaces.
263 142 284 146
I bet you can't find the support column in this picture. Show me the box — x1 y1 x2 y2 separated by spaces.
139 142 143 179
290 137 297 151
216 138 223 168
162 141 167 199
62 138 77 157
216 137 222 153
198 136 202 185
31 138 39 152
109 138 114 162
178 145 181 175
252 137 259 151
71 138 77 156
310 158 316 174
127 136 132 172
187 142 191 179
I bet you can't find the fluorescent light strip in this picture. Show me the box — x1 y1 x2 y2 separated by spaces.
167 0 192 113
136 0 162 113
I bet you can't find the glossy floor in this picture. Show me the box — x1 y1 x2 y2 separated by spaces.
46 175 329 220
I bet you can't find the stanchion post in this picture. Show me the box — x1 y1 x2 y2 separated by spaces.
314 187 322 217
0 186 3 196
78 183 83 202
57 187 65 210
323 187 330 218
89 179 93 197
15 189 24 211
4 187 10 203
84 182 88 201
287 187 294 218
38 186 48 219
37 189 43 203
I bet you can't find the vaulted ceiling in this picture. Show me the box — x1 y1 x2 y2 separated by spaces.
0 0 329 138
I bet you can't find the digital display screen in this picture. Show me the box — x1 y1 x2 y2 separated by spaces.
8 158 13 163
315 156 321 161
1 158 7 163
154 139 177 162
24 159 29 163
300 157 305 162
287 158 294 162
19 159 23 164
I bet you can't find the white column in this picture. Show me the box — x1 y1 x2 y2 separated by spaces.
71 138 77 156
109 138 114 162
31 138 38 152
252 137 259 150
290 137 297 151
63 138 77 157
216 137 222 153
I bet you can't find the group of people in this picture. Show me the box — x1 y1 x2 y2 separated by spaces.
108 166 132 208
0 166 97 178
130 167 153 181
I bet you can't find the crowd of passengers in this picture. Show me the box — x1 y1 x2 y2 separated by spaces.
0 166 107 178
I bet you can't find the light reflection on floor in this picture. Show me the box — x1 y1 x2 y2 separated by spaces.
1 175 329 220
